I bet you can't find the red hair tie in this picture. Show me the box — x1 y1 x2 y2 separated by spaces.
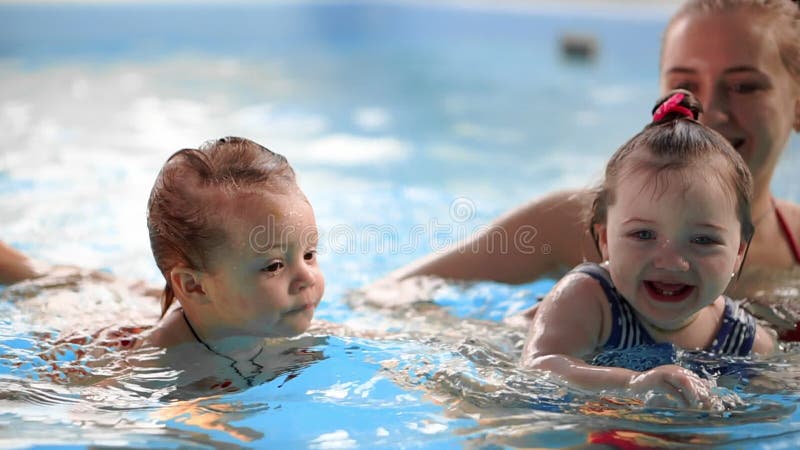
652 93 694 122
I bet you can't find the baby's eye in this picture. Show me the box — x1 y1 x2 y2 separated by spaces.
630 230 655 240
303 250 317 261
262 261 284 273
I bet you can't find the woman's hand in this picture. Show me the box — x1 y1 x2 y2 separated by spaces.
347 275 448 310
628 364 720 409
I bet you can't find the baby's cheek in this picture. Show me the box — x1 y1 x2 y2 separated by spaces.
315 269 326 297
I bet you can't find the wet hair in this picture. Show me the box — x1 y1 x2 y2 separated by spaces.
588 89 755 260
664 0 800 84
147 137 296 317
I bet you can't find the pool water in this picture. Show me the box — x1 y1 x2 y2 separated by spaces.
2 1 800 448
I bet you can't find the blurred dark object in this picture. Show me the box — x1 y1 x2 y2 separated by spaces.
560 33 598 63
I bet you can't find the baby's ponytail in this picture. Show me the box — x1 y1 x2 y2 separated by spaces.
650 89 701 125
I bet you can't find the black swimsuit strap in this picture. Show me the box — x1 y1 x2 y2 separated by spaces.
181 309 264 387
182 309 209 349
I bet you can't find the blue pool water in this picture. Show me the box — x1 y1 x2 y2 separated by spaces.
2 1 800 448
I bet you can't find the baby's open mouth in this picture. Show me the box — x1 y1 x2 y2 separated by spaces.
644 281 694 302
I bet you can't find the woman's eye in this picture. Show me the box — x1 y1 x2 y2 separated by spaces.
262 261 284 273
729 83 760 94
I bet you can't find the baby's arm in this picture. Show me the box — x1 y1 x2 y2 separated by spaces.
521 273 716 408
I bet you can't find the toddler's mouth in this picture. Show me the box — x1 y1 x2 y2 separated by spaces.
644 281 694 302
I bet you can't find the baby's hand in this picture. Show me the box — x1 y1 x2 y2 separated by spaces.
627 364 720 410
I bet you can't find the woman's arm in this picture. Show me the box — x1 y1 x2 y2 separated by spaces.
0 241 47 285
389 189 600 284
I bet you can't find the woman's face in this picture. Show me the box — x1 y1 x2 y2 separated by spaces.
660 10 800 191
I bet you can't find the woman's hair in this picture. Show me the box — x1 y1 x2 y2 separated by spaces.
147 137 296 317
664 0 800 84
588 89 755 256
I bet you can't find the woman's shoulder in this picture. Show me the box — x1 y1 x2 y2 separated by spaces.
774 198 800 222
774 199 800 244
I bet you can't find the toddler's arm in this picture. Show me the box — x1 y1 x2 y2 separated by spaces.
521 272 717 409
752 320 779 354
528 354 715 408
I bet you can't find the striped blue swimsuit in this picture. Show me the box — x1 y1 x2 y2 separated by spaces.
573 262 756 357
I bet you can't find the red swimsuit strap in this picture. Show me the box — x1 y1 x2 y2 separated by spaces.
768 197 800 342
772 197 800 264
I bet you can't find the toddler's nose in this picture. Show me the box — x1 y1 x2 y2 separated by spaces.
653 240 690 272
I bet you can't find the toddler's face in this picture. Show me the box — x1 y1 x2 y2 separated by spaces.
597 165 744 331
201 190 324 338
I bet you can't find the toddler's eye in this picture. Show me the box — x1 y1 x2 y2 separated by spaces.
262 261 284 273
691 235 718 245
304 250 317 261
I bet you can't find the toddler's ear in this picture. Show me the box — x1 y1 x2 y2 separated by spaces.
735 237 748 268
594 223 610 261
169 267 210 305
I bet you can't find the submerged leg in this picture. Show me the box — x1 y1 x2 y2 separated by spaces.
0 240 47 285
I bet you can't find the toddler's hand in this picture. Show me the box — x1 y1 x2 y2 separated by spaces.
627 364 720 410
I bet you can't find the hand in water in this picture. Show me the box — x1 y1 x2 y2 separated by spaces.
347 275 447 309
628 364 732 410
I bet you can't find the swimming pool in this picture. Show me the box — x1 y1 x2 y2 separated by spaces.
2 1 800 448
